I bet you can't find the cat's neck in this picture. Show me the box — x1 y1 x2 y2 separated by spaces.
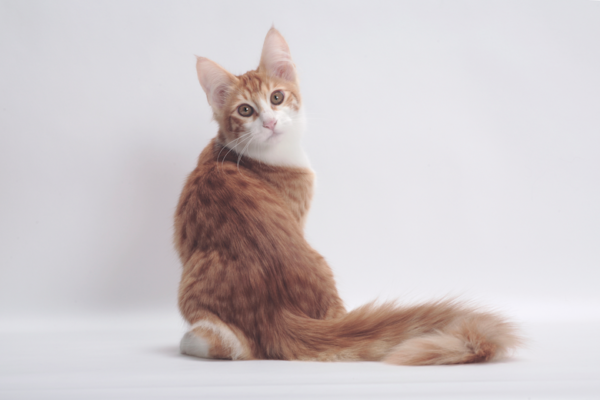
241 136 311 169
210 139 311 172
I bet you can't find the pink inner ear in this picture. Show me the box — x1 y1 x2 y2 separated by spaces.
196 57 235 110
260 30 296 82
270 54 295 81
211 85 229 109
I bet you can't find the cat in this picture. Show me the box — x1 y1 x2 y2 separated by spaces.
174 27 520 365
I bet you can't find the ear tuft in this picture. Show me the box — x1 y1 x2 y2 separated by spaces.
259 27 297 82
196 57 236 111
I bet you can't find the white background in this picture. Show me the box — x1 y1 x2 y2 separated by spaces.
2 2 600 398
1 1 599 324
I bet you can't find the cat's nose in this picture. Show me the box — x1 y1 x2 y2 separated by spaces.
263 119 277 131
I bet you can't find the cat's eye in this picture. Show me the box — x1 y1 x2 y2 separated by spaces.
270 90 284 105
238 104 254 117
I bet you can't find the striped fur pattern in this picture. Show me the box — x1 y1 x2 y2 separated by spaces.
175 27 520 364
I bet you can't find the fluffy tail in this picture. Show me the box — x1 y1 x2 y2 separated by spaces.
282 300 520 365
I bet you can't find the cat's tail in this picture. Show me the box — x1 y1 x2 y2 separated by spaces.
281 300 520 365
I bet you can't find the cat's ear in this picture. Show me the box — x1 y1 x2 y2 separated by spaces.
259 27 297 82
196 56 237 112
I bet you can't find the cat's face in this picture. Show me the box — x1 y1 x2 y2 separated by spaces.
214 71 302 148
196 28 308 167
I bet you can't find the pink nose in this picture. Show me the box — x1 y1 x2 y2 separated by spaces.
263 119 277 131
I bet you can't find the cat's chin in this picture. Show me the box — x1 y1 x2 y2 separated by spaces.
267 130 283 142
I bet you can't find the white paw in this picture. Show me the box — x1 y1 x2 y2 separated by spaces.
180 331 212 358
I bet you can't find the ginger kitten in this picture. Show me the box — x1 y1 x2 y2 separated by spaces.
174 27 520 364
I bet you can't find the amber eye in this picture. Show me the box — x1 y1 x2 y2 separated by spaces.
270 90 284 105
237 104 254 117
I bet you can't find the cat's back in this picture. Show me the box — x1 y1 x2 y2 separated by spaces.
175 140 343 327
174 139 314 265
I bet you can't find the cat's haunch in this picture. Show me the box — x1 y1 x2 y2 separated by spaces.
174 27 520 364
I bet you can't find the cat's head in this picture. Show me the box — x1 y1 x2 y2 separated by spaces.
196 28 307 167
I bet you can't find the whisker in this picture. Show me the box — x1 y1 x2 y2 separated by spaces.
237 136 255 174
220 132 253 171
217 134 244 164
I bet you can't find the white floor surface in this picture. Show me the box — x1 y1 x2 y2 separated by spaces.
1 314 599 399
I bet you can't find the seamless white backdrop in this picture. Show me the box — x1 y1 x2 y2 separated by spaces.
1 0 599 322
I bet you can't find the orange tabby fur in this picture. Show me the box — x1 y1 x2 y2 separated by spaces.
174 28 520 364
